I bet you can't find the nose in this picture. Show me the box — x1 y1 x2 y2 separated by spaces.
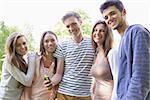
21 44 25 49
69 26 74 32
48 41 52 46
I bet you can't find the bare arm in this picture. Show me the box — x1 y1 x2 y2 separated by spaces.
51 58 64 86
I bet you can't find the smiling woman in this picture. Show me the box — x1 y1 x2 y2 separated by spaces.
0 32 36 100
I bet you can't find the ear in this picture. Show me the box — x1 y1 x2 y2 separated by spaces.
79 19 82 25
122 9 126 16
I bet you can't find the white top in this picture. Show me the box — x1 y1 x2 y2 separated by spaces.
0 53 36 100
54 37 95 96
107 48 119 100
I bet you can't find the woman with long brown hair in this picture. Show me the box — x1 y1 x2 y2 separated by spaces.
90 20 114 100
21 31 58 100
0 32 36 100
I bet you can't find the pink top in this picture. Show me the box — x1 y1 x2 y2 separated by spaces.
90 56 113 100
21 56 57 100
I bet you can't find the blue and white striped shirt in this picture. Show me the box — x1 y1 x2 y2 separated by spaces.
54 37 95 96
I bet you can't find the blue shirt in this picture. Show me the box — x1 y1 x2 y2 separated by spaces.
117 24 150 100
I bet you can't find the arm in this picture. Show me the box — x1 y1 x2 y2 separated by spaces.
126 28 150 99
20 87 32 100
51 58 64 86
91 78 96 99
50 43 65 86
5 53 36 86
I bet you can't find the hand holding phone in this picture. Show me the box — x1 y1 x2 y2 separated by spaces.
44 75 52 90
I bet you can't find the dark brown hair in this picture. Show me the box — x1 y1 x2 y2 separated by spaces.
40 31 57 55
100 0 124 13
39 31 58 74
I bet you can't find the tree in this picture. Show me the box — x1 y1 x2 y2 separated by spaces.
0 21 19 78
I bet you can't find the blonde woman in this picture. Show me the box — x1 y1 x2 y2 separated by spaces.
0 32 36 100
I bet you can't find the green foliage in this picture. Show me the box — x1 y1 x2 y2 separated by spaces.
75 9 92 36
0 21 19 79
23 24 36 52
0 22 36 79
0 9 92 80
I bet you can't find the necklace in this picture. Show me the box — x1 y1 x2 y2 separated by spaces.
41 61 55 79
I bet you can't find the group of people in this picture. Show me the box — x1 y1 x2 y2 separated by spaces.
0 0 149 100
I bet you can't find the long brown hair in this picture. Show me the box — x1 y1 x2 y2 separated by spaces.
5 32 28 73
39 31 58 73
91 20 113 57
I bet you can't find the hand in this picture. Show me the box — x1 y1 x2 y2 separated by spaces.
44 76 52 90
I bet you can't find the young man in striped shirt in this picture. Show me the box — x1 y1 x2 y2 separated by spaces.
50 11 95 100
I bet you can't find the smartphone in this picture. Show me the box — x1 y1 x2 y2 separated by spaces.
44 75 52 90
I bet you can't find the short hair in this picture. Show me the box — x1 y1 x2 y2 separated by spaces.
100 0 124 13
61 11 81 23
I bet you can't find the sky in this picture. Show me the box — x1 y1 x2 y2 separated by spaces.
0 0 150 46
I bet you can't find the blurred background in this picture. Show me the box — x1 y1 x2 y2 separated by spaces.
0 0 150 79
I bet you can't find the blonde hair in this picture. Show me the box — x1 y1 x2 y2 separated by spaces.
5 32 28 73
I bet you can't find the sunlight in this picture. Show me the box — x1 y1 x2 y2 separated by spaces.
1 0 149 48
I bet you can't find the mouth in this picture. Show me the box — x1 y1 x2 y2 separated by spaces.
108 19 116 27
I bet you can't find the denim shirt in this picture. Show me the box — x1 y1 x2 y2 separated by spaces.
117 24 150 100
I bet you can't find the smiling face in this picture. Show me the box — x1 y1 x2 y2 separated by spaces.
92 23 106 45
64 16 82 36
102 6 125 30
15 36 28 56
43 33 57 54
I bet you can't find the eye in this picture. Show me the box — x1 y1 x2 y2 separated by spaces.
100 29 105 33
94 29 98 32
66 25 70 28
51 39 55 42
72 22 77 26
23 42 26 45
104 16 108 20
45 39 49 43
110 11 116 16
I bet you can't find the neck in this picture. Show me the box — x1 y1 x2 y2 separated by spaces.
97 45 104 52
97 46 105 57
44 52 54 61
43 53 54 68
71 33 83 43
117 21 129 37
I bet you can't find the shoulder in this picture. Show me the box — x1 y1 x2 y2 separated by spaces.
108 48 118 58
57 39 70 48
83 37 91 41
28 52 37 57
2 56 10 67
127 24 149 35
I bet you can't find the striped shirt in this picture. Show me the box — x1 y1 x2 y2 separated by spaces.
54 37 95 96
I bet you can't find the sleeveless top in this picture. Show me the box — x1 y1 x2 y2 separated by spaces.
90 55 113 100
